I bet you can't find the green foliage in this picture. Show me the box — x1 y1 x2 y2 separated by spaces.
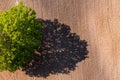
0 2 42 72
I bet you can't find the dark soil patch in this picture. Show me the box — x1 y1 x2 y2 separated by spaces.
23 19 88 78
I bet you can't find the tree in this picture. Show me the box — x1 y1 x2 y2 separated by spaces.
0 2 42 72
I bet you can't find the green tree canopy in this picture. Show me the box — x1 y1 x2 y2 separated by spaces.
0 2 42 72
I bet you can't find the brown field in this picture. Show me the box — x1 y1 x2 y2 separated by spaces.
0 0 120 80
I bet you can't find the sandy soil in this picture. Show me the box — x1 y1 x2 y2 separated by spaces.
0 0 120 80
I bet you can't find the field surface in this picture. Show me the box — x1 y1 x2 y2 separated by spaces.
0 0 120 80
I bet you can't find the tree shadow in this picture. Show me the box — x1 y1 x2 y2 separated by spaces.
22 19 88 78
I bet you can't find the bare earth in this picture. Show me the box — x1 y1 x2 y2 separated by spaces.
0 0 120 80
